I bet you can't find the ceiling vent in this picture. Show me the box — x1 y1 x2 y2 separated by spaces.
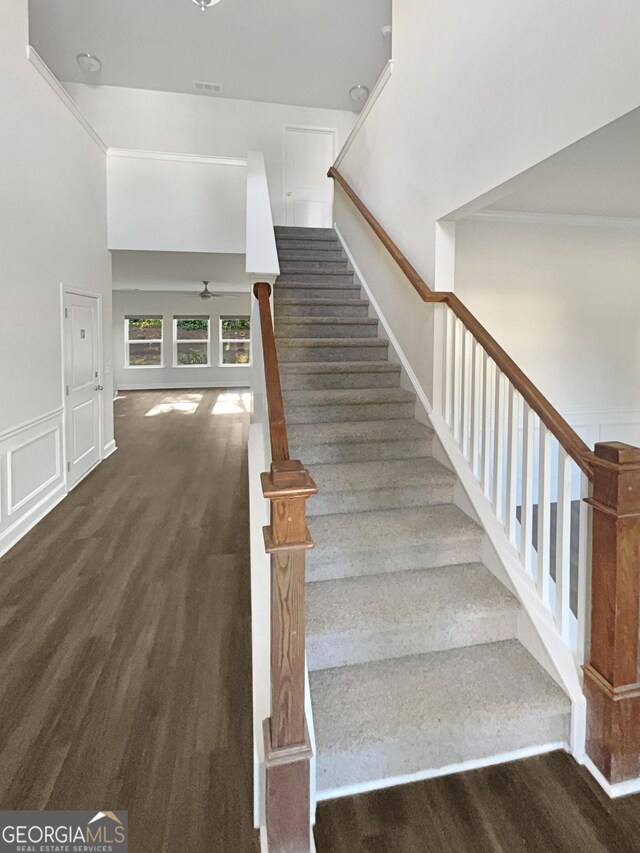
193 80 223 96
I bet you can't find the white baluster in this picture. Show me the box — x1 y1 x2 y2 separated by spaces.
537 426 552 607
492 369 506 521
481 353 494 496
520 403 535 577
577 472 592 664
444 307 455 428
461 330 473 460
452 318 464 445
505 384 520 547
555 447 572 643
470 341 483 478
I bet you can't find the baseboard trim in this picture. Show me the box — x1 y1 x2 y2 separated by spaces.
103 440 118 459
583 757 640 799
316 742 566 803
0 482 67 559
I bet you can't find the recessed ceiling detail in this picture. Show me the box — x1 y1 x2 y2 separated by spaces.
28 0 392 111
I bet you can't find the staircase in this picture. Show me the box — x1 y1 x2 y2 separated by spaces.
273 225 571 797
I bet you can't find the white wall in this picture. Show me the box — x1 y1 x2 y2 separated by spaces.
334 191 438 405
455 217 640 447
0 1 114 556
113 291 252 390
338 0 640 287
107 151 247 253
65 83 356 226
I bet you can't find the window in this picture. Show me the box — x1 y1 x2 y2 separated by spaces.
125 317 163 367
174 317 210 366
220 317 251 366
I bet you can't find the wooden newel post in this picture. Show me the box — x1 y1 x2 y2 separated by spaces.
584 441 640 784
262 459 317 853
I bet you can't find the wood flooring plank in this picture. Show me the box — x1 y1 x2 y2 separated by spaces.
0 388 258 852
315 751 640 853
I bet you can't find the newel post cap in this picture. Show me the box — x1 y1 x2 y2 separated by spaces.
594 442 640 468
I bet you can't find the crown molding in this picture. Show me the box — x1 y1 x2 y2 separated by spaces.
470 208 640 229
27 46 108 154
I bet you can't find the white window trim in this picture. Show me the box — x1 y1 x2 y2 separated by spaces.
173 317 211 368
219 317 252 367
125 317 163 369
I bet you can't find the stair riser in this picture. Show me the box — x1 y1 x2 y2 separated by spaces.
286 401 415 424
275 302 369 318
307 538 482 582
276 322 378 339
277 286 362 301
307 609 518 671
276 239 341 251
308 481 455 516
279 260 350 273
290 438 433 464
278 249 345 261
277 273 356 284
281 371 400 390
275 227 336 240
278 344 388 363
314 713 570 794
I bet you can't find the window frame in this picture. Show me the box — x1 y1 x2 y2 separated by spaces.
219 316 252 367
173 316 211 368
124 316 164 369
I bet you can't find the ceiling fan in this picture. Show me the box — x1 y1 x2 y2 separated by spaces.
199 281 242 299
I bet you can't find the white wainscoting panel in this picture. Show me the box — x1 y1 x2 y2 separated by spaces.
567 408 640 449
0 409 67 558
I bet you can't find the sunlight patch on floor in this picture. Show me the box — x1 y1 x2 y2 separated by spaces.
211 392 252 415
145 392 204 417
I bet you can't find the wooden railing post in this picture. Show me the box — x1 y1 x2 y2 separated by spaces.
253 281 317 852
584 441 640 784
262 460 317 853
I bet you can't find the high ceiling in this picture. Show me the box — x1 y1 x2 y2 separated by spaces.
486 106 640 219
28 0 392 111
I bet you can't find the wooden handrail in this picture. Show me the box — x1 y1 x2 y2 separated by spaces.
253 281 290 462
328 166 595 479
253 279 316 853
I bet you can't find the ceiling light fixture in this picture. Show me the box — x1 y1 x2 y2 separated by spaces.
191 0 222 11
77 53 102 73
349 84 369 110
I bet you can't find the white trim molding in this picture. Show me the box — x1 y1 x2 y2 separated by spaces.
107 148 247 167
470 209 640 230
316 742 565 802
26 47 108 153
0 409 67 559
334 60 393 170
582 757 640 799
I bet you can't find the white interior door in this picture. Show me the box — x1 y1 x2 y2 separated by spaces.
283 126 336 228
64 291 101 487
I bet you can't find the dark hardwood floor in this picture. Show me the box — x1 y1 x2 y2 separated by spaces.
315 750 640 852
0 389 259 852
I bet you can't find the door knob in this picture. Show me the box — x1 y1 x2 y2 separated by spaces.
95 384 104 391
287 191 293 197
